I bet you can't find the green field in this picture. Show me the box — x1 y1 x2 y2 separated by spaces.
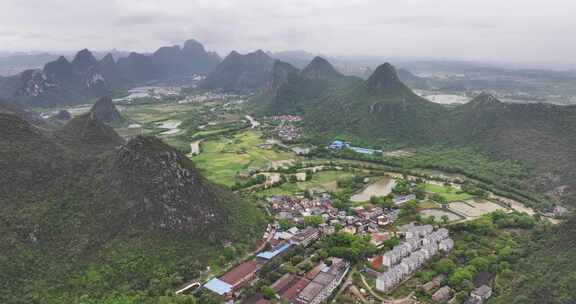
256 170 356 197
423 183 474 202
191 131 296 186
119 103 209 124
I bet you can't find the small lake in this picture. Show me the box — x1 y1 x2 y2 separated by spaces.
350 177 396 203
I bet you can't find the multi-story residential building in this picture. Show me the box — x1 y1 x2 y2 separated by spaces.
376 226 454 293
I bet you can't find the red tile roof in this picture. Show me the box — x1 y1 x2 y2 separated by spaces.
272 273 295 292
280 277 311 300
220 260 261 287
371 255 383 269
306 263 323 280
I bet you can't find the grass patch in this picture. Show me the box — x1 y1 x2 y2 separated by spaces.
191 131 295 186
255 170 356 198
424 183 474 202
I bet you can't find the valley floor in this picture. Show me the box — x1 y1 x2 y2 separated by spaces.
94 95 559 304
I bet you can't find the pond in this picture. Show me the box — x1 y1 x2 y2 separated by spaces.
350 177 396 203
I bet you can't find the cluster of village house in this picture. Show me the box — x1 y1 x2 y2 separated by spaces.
268 115 303 142
274 123 302 142
271 115 303 122
201 193 403 302
373 224 454 293
178 91 251 104
202 191 497 303
266 257 349 304
203 224 349 304
270 195 401 241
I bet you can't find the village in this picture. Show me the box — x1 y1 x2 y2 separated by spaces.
190 183 497 304
114 98 556 304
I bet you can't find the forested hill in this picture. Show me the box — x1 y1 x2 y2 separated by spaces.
304 63 576 207
492 216 576 304
0 111 265 303
250 56 361 114
305 62 448 144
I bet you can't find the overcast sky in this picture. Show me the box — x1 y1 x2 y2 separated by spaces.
1 0 575 66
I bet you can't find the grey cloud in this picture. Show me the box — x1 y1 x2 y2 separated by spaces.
0 0 574 66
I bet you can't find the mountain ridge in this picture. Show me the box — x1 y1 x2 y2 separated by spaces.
0 110 265 303
305 63 576 204
201 49 274 92
251 56 361 114
1 39 221 107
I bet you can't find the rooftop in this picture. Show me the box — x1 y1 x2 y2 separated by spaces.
280 277 310 300
271 273 296 292
257 243 291 260
473 285 492 297
220 260 261 286
204 278 232 295
298 281 325 301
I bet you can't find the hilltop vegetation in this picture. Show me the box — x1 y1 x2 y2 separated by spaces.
306 63 448 145
491 217 576 304
0 112 265 303
250 57 361 115
304 63 576 207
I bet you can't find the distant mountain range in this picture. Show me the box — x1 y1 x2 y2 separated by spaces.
250 56 361 114
0 39 221 107
200 50 274 92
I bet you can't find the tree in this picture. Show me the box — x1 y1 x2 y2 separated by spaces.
279 219 292 231
441 215 450 224
434 258 456 274
414 184 426 200
393 179 411 195
400 200 419 218
470 257 491 272
431 193 448 205
370 196 394 209
304 215 324 227
448 266 476 290
261 286 276 300
322 233 376 263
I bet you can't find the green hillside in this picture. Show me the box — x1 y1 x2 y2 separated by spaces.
491 216 576 304
303 63 576 207
306 63 448 145
251 57 361 115
0 113 266 303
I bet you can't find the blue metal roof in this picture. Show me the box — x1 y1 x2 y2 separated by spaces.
257 243 291 260
204 278 232 295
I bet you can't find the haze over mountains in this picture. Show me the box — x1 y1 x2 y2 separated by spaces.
251 56 361 114
0 39 221 107
201 50 274 92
